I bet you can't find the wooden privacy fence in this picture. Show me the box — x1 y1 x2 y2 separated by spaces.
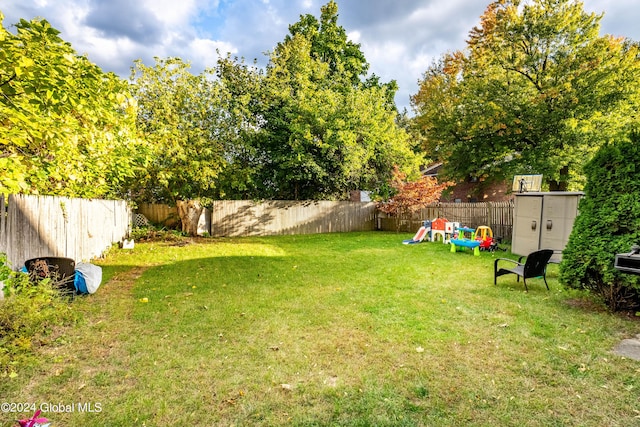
138 200 377 237
211 200 377 237
378 201 515 239
136 203 180 228
137 200 515 239
0 194 131 270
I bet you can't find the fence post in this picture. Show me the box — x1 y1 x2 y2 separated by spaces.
487 202 493 228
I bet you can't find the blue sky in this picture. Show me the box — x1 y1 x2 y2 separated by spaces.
2 0 639 111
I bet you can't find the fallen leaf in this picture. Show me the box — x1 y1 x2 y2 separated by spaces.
416 347 425 353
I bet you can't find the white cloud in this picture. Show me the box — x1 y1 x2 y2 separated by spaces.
347 30 361 43
141 0 198 26
186 38 238 70
2 0 638 111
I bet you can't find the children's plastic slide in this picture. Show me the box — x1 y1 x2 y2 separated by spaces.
402 225 429 245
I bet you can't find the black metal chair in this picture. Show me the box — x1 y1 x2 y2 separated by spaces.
494 249 554 291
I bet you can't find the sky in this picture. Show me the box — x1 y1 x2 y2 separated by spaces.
2 0 639 112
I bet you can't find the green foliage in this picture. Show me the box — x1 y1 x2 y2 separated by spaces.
412 0 640 190
0 256 78 372
0 253 11 282
0 7 420 203
129 57 228 204
0 14 147 198
560 135 640 311
285 0 369 87
128 225 187 242
210 55 266 199
215 1 422 200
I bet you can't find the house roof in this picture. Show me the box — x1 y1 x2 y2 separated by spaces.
421 162 443 176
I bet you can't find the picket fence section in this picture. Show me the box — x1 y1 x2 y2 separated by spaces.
378 201 515 239
0 194 131 270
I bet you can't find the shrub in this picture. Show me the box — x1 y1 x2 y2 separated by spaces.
560 134 640 311
0 254 78 372
129 225 187 242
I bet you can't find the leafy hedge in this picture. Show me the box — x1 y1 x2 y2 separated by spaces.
560 135 640 311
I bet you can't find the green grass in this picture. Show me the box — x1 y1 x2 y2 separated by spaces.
2 232 640 426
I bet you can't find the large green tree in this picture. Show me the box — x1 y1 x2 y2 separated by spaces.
412 0 640 190
0 14 144 197
130 57 232 233
210 54 267 200
219 1 421 200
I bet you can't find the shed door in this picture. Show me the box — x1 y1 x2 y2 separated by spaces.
539 195 579 256
511 196 543 256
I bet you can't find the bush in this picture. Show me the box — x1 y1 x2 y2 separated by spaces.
0 254 78 372
560 135 640 311
129 225 188 242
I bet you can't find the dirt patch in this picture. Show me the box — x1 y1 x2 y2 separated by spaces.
565 297 640 321
564 297 608 313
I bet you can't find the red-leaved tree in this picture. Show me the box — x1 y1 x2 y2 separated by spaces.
377 166 453 217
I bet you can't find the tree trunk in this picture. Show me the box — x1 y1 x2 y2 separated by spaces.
548 166 569 191
176 199 204 236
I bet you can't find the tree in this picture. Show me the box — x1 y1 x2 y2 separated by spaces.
560 133 640 311
129 57 229 234
285 0 368 87
412 0 640 190
0 14 144 197
377 166 452 218
243 1 421 200
210 54 266 200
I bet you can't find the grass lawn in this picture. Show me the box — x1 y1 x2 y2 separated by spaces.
2 231 640 426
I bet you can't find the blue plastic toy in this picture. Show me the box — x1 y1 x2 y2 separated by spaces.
450 226 481 256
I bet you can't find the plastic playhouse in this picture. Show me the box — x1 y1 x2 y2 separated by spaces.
429 218 448 243
402 219 495 255
403 218 462 245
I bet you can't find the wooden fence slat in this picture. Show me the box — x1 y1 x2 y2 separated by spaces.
0 194 131 270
